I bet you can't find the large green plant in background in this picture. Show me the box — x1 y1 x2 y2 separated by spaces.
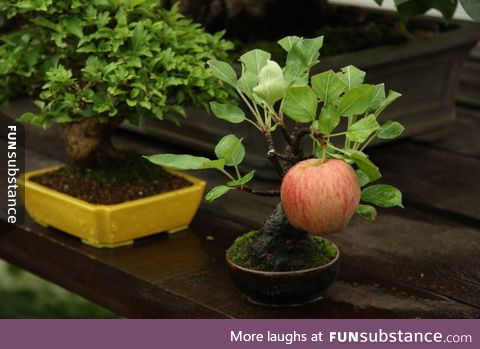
0 0 232 164
375 0 480 23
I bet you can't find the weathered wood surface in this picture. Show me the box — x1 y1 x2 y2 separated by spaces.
1 107 480 318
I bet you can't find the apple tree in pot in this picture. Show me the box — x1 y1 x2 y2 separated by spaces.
146 36 404 304
0 0 232 168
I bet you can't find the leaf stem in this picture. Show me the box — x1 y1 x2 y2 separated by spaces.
263 129 286 177
328 131 347 137
218 168 236 181
328 143 352 156
236 87 263 127
360 132 377 151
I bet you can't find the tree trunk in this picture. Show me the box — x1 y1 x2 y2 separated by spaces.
246 203 317 271
62 117 124 166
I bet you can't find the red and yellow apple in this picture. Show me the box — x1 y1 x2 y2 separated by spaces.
280 159 361 235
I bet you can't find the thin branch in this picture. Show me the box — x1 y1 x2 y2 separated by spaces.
238 185 280 197
277 121 294 146
290 127 313 158
262 129 286 178
267 149 295 162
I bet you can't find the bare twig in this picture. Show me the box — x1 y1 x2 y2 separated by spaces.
238 185 280 197
277 121 294 146
267 149 295 162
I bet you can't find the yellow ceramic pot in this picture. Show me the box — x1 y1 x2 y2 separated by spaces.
18 166 206 248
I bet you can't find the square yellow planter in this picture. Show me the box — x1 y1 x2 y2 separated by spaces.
18 166 206 248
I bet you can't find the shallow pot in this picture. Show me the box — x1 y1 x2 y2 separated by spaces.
226 242 340 307
18 166 206 248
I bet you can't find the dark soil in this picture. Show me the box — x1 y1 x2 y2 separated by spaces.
30 152 192 205
227 204 338 272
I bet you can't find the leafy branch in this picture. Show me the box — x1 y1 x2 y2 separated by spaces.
147 36 405 219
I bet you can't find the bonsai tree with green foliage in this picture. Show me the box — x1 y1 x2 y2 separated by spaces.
146 36 405 271
0 0 232 167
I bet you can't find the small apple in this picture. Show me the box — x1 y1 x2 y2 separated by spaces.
280 158 360 235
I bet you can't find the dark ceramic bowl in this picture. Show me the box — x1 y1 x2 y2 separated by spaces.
226 244 340 307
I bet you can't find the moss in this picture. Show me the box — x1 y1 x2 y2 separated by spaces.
228 231 257 267
228 231 337 272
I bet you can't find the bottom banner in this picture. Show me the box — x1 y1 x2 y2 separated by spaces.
0 319 477 349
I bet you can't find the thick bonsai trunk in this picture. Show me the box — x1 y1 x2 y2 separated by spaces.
246 203 317 271
62 117 124 166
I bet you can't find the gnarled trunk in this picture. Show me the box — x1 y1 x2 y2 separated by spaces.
246 203 316 271
62 117 124 166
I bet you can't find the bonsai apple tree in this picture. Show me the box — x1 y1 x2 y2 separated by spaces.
0 0 232 168
146 36 404 271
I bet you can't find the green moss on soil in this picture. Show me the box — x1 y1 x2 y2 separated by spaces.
228 231 338 272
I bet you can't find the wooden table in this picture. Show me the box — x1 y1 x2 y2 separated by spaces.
1 107 480 318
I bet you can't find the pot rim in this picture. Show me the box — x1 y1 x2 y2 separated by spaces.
225 239 340 276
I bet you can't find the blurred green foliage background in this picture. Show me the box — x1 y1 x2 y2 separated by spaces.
0 260 119 318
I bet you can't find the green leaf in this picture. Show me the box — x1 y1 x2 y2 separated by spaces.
145 154 209 170
339 65 366 90
237 71 257 99
346 114 381 142
377 120 405 139
215 135 245 166
356 204 377 220
202 159 226 171
227 170 255 186
338 85 374 117
283 36 323 86
351 151 381 182
361 184 404 208
205 185 231 202
311 70 347 105
131 21 145 51
318 104 340 135
356 169 371 187
281 85 318 123
239 49 270 75
461 0 480 21
300 36 324 67
17 112 37 123
210 102 245 124
253 60 285 106
277 36 301 52
55 114 74 123
208 60 237 87
368 84 386 112
63 17 83 38
374 90 401 117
